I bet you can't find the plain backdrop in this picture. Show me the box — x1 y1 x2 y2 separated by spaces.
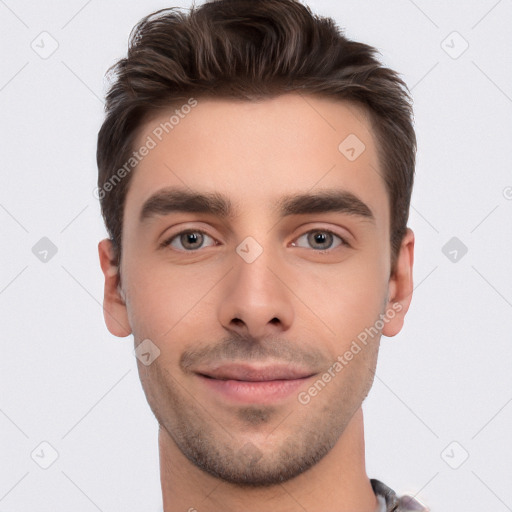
1 1 511 511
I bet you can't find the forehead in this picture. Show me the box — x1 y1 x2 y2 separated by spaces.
125 93 388 227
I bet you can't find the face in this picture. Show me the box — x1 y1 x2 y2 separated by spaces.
99 93 414 486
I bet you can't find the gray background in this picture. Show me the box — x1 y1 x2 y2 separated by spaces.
1 0 511 510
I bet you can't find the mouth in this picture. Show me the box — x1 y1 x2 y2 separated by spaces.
194 364 316 404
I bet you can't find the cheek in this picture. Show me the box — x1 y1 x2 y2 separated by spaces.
290 257 388 347
121 254 222 341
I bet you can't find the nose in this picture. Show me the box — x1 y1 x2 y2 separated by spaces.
217 245 294 340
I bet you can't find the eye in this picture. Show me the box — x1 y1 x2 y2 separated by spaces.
291 229 348 251
161 230 217 251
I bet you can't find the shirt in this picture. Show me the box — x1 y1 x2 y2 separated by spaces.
371 478 429 511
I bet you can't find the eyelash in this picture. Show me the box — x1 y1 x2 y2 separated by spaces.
160 228 350 252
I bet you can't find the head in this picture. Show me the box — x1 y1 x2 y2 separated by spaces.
98 0 415 487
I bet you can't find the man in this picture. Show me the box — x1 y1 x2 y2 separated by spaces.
97 1 427 510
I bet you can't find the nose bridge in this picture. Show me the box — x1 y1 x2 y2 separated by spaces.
235 239 279 298
217 234 294 337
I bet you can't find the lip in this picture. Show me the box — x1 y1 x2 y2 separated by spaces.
196 363 314 381
195 364 316 404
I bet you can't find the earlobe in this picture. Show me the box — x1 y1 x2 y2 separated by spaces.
382 228 415 338
98 239 132 337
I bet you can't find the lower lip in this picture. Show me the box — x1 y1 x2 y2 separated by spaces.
198 375 311 404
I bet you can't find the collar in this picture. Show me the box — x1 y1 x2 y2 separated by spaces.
370 479 429 511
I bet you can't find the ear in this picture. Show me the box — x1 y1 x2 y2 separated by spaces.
382 228 415 337
98 238 132 337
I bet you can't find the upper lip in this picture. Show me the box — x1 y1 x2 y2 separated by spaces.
195 364 316 382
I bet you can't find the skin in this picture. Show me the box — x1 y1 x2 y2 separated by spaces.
99 93 414 512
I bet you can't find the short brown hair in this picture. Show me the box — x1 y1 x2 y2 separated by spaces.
97 0 416 269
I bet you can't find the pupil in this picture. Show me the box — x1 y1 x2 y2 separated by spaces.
183 232 202 248
310 231 331 249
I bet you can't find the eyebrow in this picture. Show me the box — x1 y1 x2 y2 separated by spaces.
139 187 375 223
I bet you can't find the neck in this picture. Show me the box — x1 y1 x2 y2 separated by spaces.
159 407 378 512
